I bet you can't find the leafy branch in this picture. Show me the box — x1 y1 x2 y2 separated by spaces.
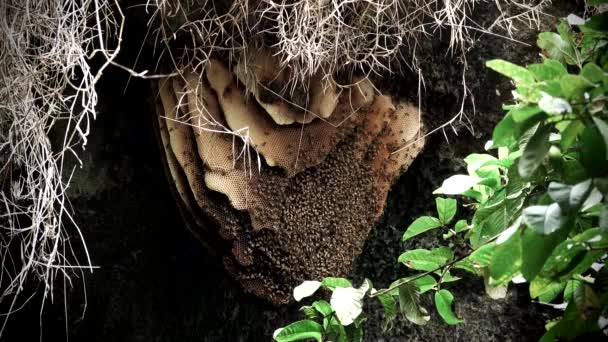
370 254 468 298
273 7 608 342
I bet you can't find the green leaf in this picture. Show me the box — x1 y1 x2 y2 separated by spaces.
509 105 543 123
322 317 340 340
544 246 588 280
398 283 430 325
376 294 397 332
453 258 479 275
562 158 588 184
434 290 464 325
402 216 442 241
517 117 547 148
522 204 566 235
326 316 347 340
398 247 453 271
440 271 461 283
560 74 592 99
434 175 482 195
322 278 352 290
518 124 552 179
312 300 333 317
592 117 608 159
389 275 437 295
540 228 605 281
560 120 584 151
557 21 577 47
344 321 364 342
581 63 604 84
581 125 608 177
540 80 564 97
585 12 608 31
492 113 517 147
540 302 596 341
573 284 602 320
469 243 497 267
486 59 535 85
476 171 501 189
436 197 457 225
530 277 566 302
579 187 603 212
389 273 437 296
537 32 578 65
564 279 582 302
416 275 438 294
506 163 529 197
274 320 323 342
398 250 440 271
599 204 608 231
454 220 469 233
489 233 522 285
548 182 572 210
520 228 569 280
445 219 470 239
596 177 608 195
300 306 319 320
587 0 608 5
470 198 513 248
527 59 568 81
432 246 454 261
464 153 499 175
522 205 551 232
461 188 485 202
481 155 515 169
569 179 593 209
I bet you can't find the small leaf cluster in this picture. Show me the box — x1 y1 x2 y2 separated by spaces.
274 278 368 342
401 10 608 340
393 197 464 327
273 7 608 342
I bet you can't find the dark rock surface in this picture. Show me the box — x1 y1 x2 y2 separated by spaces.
2 1 580 341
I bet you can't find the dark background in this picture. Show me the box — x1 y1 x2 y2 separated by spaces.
1 1 579 341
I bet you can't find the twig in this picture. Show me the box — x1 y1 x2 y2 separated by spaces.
370 254 468 298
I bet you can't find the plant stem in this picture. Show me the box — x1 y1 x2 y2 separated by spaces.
371 233 503 298
369 254 469 298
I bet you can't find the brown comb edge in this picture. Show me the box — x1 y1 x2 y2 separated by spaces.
152 84 228 256
369 99 427 219
154 82 283 302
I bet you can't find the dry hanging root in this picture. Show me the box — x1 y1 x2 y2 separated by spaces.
154 57 425 305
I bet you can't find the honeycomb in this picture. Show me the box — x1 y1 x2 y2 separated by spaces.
154 56 425 304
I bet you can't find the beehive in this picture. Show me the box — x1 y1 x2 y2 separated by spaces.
154 54 425 304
